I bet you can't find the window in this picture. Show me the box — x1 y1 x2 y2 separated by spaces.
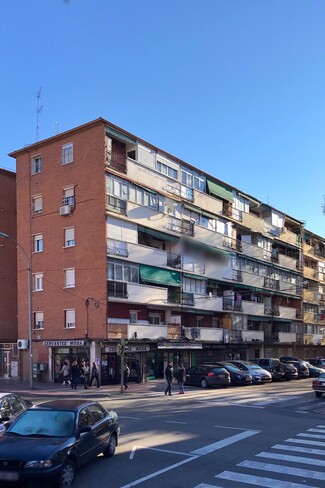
64 269 75 288
183 277 206 294
64 309 75 329
181 166 206 192
32 195 43 214
64 227 75 247
129 311 138 323
107 259 139 283
31 156 42 175
107 239 128 257
129 184 158 209
33 273 43 292
33 234 43 253
62 187 75 206
148 314 161 325
156 161 178 180
34 312 44 330
62 143 73 165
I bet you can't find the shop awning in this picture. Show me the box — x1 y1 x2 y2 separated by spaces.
248 315 272 322
140 264 181 286
207 178 233 202
138 226 179 242
183 273 207 281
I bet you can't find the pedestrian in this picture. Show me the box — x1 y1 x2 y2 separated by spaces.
177 362 186 394
80 361 89 389
164 361 173 396
123 363 130 390
70 359 80 390
60 360 70 385
89 361 100 388
84 361 90 386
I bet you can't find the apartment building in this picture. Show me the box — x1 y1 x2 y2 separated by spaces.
0 168 18 378
9 118 320 384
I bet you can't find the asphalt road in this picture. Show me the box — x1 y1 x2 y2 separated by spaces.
26 378 325 488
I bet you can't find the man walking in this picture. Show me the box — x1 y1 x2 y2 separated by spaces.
164 361 173 396
177 362 186 394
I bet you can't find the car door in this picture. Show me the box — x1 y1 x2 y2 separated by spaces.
88 403 112 454
76 406 97 465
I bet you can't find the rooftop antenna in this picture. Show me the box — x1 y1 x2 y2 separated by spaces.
35 87 43 141
51 122 59 134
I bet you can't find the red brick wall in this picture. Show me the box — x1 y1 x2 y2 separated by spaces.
15 123 108 364
0 169 17 340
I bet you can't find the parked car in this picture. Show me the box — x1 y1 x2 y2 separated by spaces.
281 362 299 380
185 364 231 388
227 361 272 384
283 360 309 379
0 393 32 435
308 358 325 370
312 373 325 397
0 399 119 487
250 358 285 381
219 362 253 385
305 361 324 378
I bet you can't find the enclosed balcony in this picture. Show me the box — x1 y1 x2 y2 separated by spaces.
242 330 264 343
183 327 224 342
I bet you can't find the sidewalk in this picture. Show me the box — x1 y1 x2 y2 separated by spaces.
0 378 166 399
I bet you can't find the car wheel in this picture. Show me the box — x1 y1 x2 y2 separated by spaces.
103 432 117 458
315 391 322 398
59 459 76 487
200 378 207 388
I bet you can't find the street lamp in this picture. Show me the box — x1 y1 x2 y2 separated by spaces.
0 231 33 389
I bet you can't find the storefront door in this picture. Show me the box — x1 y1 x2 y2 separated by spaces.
101 354 118 385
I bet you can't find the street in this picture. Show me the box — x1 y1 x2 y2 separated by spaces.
29 379 325 487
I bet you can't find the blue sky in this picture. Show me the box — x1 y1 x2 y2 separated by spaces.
1 0 325 236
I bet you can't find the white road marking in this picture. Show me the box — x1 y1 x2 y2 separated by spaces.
233 404 265 409
308 428 325 433
129 445 194 460
119 416 141 420
216 471 318 487
191 429 261 455
121 455 199 488
213 425 254 430
272 443 325 456
256 451 325 467
238 460 325 481
194 485 223 488
317 425 325 428
252 396 299 406
165 421 187 424
297 433 325 439
286 438 325 447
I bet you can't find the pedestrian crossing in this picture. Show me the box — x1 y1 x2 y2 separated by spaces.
194 425 325 488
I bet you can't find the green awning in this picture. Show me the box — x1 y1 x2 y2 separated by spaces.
207 179 233 202
132 183 157 195
183 204 216 220
183 273 207 281
248 316 272 322
184 204 200 213
138 226 179 242
140 265 181 286
106 126 136 145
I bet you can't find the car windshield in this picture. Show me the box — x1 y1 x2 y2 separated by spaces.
244 363 263 370
6 409 76 437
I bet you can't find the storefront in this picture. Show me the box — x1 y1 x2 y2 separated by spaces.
43 340 90 383
101 344 150 385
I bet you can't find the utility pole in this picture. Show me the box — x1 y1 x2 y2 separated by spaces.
117 338 126 393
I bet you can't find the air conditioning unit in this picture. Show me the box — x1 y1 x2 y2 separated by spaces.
60 205 72 216
17 339 29 350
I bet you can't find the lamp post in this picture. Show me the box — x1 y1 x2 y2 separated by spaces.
0 231 33 389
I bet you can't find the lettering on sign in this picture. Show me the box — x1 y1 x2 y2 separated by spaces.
43 340 85 347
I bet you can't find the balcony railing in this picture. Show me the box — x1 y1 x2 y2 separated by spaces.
107 246 129 257
167 218 195 237
106 196 127 215
167 253 182 269
232 270 243 282
221 203 243 222
107 157 127 174
264 277 280 290
167 290 194 306
264 304 280 316
223 297 243 312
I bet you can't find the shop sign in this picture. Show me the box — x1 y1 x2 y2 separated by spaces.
104 346 117 353
158 342 202 349
43 340 85 347
128 345 150 352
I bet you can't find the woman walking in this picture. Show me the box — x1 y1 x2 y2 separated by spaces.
177 362 186 394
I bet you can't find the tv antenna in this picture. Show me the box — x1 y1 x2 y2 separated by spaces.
35 87 43 141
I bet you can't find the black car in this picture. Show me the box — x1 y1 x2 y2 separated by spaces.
0 399 119 487
219 362 253 386
308 358 325 370
283 360 309 379
185 364 231 388
281 362 298 380
305 361 324 378
0 393 32 434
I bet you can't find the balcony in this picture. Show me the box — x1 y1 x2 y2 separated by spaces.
167 253 182 269
183 327 224 342
107 246 129 258
303 334 323 345
107 156 127 174
167 290 195 306
264 277 280 290
232 270 243 282
264 305 280 316
106 196 127 215
272 332 297 343
167 218 195 237
128 324 168 340
314 313 325 324
108 282 128 299
221 203 243 222
242 330 264 343
223 297 243 312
